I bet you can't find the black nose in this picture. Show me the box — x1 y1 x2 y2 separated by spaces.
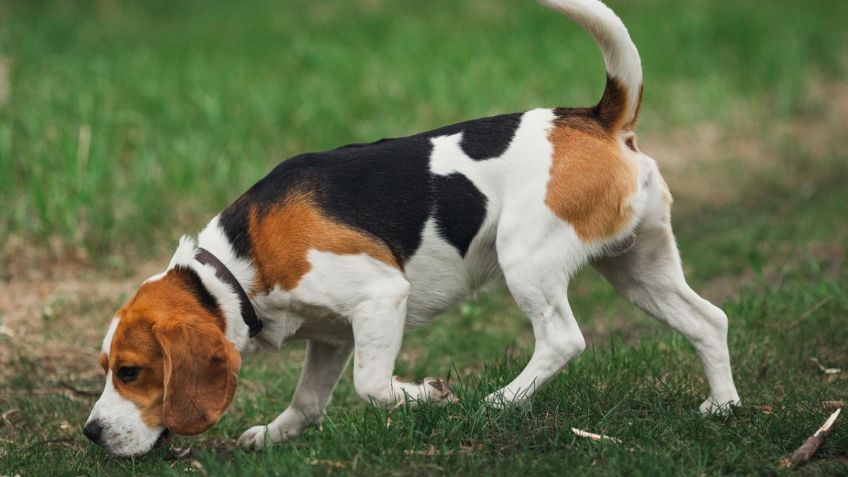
83 421 103 444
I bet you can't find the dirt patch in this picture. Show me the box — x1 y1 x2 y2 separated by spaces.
700 241 845 306
644 79 848 210
0 260 163 385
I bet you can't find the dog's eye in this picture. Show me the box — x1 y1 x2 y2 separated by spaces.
117 366 140 383
625 137 638 152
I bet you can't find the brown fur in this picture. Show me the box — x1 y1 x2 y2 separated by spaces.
596 75 628 130
99 352 109 373
545 117 638 242
623 84 644 131
248 190 398 292
106 270 240 433
156 316 240 435
595 76 643 131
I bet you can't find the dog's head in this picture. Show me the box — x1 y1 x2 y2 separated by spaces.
84 266 241 456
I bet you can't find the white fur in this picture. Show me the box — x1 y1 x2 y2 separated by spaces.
240 251 454 449
86 371 164 457
143 272 166 284
540 0 643 123
91 317 164 456
239 340 353 449
166 227 255 351
198 215 257 292
403 218 473 327
100 317 120 354
166 234 198 270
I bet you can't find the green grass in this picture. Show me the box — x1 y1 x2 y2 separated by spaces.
2 0 848 475
2 171 848 475
1 0 847 262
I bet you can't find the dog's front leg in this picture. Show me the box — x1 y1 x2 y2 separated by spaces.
350 290 455 407
239 339 353 450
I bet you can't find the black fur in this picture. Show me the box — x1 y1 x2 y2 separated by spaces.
433 174 487 256
219 112 522 263
454 113 521 159
170 266 221 317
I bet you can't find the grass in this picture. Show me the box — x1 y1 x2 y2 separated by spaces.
2 174 847 475
1 0 847 263
1 0 848 475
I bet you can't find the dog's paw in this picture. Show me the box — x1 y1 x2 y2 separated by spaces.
484 392 508 409
238 422 303 450
238 425 272 450
484 385 533 408
699 396 741 416
423 378 457 404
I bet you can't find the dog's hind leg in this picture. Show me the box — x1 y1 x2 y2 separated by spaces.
592 215 741 414
486 228 587 406
239 340 353 449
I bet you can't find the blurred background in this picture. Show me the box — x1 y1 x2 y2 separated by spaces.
1 0 846 475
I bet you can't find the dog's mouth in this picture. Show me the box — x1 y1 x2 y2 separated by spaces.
154 429 171 448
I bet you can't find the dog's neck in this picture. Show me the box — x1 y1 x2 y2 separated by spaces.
192 215 306 353
164 216 256 353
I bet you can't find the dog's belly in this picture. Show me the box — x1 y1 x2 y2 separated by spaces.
403 218 500 327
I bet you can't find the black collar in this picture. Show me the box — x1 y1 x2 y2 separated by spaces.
195 247 263 338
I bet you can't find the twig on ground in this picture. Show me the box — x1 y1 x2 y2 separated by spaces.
786 300 830 331
1 408 21 427
306 458 349 469
779 409 841 468
165 445 193 462
798 298 830 322
810 357 841 375
571 428 622 443
0 323 15 337
23 437 80 451
58 381 100 397
823 400 845 411
385 399 405 429
403 444 480 457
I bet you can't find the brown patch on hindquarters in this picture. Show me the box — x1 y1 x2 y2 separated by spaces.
248 190 398 292
545 117 638 242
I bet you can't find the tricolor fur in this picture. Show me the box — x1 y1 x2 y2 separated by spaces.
86 0 739 456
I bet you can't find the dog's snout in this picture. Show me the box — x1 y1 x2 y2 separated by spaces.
83 421 103 444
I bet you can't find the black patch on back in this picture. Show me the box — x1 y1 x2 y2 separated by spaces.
433 174 487 256
452 113 521 159
170 266 220 316
218 112 519 263
301 137 436 263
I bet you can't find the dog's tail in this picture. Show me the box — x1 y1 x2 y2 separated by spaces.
539 0 643 130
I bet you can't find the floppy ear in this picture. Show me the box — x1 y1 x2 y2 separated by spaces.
155 321 241 435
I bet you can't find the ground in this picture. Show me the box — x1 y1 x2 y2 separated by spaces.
1 0 847 475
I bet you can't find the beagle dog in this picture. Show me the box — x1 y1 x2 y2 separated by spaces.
84 0 740 456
